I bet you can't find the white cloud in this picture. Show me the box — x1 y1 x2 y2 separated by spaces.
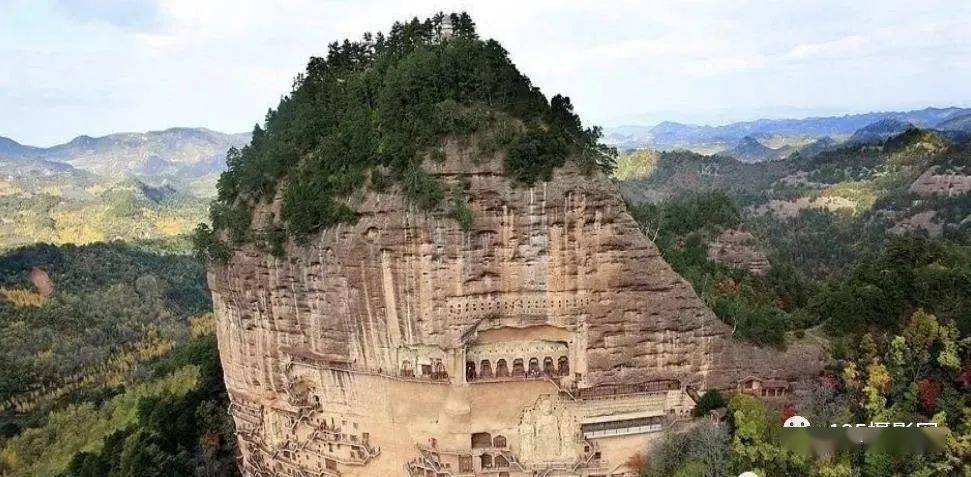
2 0 970 144
786 35 869 61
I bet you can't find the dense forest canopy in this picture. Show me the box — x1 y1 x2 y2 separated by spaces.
0 336 238 477
0 240 236 477
0 241 210 414
625 128 970 475
197 12 615 259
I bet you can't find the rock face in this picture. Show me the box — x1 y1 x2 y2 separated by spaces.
909 166 971 198
28 267 54 297
890 210 943 238
707 229 771 275
208 146 825 477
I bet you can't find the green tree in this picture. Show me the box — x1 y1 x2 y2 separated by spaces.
204 12 616 254
728 394 809 476
693 389 727 417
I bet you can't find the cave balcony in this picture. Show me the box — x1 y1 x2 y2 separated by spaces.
465 371 568 384
411 440 526 476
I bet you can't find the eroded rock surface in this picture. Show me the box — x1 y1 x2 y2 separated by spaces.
209 149 825 476
890 210 943 238
909 166 971 198
707 229 771 275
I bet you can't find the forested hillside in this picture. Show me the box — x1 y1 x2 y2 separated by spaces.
623 128 969 245
622 128 970 476
0 241 209 402
0 240 237 477
0 156 208 249
0 335 238 477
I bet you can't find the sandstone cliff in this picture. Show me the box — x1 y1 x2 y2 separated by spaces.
208 145 826 476
210 145 822 394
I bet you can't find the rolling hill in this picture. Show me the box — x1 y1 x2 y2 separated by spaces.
619 127 969 247
0 153 208 249
721 136 795 163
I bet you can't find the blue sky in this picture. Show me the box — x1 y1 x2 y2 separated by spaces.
2 0 970 146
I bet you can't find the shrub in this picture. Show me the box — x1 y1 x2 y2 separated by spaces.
693 389 727 417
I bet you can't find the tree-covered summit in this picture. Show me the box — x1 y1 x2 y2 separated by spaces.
197 12 615 259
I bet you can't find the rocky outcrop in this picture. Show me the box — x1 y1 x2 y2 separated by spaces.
889 210 943 238
208 146 826 476
707 229 771 275
28 267 54 297
909 166 971 198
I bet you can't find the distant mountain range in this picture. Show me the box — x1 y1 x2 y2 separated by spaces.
7 109 970 191
605 107 971 155
0 127 248 248
936 112 971 132
618 125 965 227
1 108 968 248
0 127 250 197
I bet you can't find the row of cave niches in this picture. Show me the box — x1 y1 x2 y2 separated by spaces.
447 295 593 320
465 356 569 382
396 356 572 382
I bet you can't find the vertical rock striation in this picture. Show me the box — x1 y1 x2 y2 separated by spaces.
208 147 824 476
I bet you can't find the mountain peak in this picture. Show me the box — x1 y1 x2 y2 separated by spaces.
65 135 97 147
101 176 180 203
201 11 613 247
737 135 764 147
860 118 914 132
0 136 40 157
0 136 22 147
849 118 916 144
723 135 794 163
